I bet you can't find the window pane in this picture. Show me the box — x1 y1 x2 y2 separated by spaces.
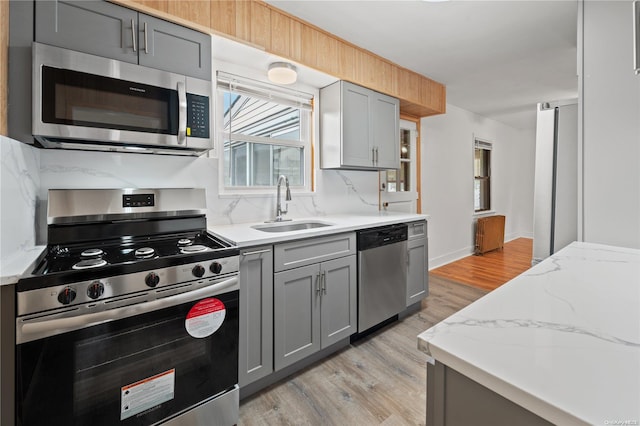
251 143 272 186
273 145 304 186
222 87 308 189
474 148 490 177
224 92 300 140
475 178 490 211
230 142 247 186
400 129 410 160
400 161 410 191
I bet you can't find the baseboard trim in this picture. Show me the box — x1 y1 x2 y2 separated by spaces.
429 246 475 270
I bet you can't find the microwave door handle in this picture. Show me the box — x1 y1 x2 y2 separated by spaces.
177 81 187 145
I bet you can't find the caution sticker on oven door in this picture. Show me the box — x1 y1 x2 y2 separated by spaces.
185 298 226 338
121 369 175 420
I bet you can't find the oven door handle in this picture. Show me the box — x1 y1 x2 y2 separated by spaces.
17 276 238 344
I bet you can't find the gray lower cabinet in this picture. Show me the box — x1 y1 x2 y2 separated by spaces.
35 0 211 79
407 221 429 306
273 255 357 371
238 246 273 387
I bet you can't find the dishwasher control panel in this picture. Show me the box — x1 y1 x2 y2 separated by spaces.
357 224 408 250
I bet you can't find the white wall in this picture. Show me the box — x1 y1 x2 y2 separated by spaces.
421 104 536 269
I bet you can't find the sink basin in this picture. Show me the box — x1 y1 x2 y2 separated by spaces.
252 221 333 233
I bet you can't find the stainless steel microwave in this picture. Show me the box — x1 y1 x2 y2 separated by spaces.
32 42 212 155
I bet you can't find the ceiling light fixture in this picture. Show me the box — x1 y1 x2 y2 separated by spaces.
268 62 297 85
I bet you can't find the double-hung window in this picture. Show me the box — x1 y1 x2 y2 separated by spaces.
217 72 313 191
474 138 492 212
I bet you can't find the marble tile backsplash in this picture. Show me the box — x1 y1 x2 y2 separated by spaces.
2 136 380 251
0 137 40 263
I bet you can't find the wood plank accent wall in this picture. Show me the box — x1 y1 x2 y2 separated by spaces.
121 0 446 118
1 0 8 136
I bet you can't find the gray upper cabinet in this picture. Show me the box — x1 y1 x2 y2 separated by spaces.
35 0 211 80
35 1 138 64
238 246 273 388
273 233 357 371
407 221 428 306
137 14 211 80
320 80 400 170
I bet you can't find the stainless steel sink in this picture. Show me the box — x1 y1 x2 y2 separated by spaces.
251 221 333 233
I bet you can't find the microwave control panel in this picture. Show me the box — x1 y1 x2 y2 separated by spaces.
186 94 210 138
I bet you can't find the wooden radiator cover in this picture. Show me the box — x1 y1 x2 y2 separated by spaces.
475 215 505 255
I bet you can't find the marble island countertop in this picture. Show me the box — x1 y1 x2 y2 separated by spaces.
418 242 640 425
208 212 428 247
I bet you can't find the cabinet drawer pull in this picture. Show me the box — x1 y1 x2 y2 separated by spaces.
242 249 271 256
131 19 137 52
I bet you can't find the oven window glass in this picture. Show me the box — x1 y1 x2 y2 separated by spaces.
16 290 238 426
42 66 178 135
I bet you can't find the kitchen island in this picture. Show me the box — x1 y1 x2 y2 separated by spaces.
418 242 640 426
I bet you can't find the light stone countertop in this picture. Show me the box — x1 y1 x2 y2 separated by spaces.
418 241 640 426
208 212 428 247
0 246 46 286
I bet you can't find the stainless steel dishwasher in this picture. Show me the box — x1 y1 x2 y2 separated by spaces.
357 223 408 333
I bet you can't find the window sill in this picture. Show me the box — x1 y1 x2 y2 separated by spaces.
473 210 496 217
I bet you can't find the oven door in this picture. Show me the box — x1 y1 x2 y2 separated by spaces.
16 277 238 426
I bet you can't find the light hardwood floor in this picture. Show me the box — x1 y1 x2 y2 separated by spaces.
430 238 533 291
238 275 487 425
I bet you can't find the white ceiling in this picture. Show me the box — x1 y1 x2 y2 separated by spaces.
267 0 579 130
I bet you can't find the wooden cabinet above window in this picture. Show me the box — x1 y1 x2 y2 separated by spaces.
121 0 446 118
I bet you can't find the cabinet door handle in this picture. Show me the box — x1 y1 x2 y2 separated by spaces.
241 249 270 256
321 271 326 295
144 22 149 54
372 147 376 165
316 273 321 294
177 81 187 145
131 19 137 53
634 1 640 74
375 147 379 164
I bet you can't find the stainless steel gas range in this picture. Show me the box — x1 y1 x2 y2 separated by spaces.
15 188 240 426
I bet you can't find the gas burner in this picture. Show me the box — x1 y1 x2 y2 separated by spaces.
81 248 104 258
181 245 208 254
135 247 155 258
72 258 108 270
177 238 193 247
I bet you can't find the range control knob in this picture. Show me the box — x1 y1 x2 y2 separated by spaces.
58 287 77 305
209 261 223 274
192 265 205 278
87 281 105 299
145 272 160 288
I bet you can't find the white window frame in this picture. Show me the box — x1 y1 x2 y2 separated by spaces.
216 71 313 195
473 137 493 214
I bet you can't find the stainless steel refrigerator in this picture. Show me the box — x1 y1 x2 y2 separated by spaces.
532 101 578 265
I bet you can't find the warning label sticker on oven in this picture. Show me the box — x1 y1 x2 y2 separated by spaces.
121 369 175 421
185 298 226 338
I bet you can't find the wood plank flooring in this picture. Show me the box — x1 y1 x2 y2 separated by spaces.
430 237 533 291
238 275 487 425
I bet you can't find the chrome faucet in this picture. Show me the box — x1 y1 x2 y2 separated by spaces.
275 175 292 222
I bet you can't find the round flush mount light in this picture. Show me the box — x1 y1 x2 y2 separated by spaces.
268 62 297 85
